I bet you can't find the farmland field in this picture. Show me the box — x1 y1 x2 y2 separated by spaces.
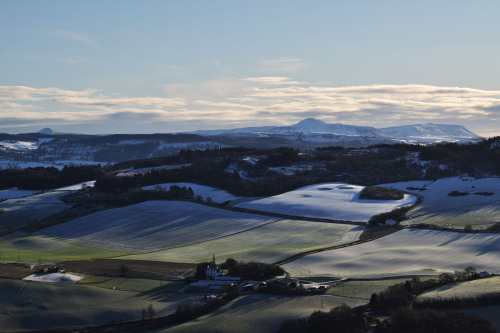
0 232 138 264
36 201 277 251
283 229 500 278
0 192 71 230
118 219 364 264
142 182 240 203
382 177 500 229
327 277 435 299
236 183 416 222
156 293 367 333
416 276 500 301
0 278 200 332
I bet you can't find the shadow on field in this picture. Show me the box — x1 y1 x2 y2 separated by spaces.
136 283 185 302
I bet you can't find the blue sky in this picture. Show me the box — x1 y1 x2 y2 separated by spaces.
1 1 499 136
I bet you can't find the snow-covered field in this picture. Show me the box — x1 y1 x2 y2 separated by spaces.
236 183 416 222
23 272 84 283
0 160 107 170
37 201 277 251
416 276 500 301
120 220 364 264
55 181 96 191
283 229 500 278
142 182 240 203
0 188 38 200
382 177 500 229
0 192 71 229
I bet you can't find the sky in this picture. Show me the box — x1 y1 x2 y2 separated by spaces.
1 1 499 137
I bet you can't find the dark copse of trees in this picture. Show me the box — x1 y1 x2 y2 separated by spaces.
278 305 367 333
384 308 496 333
0 165 103 190
227 261 285 280
359 186 405 200
278 304 496 333
368 206 412 226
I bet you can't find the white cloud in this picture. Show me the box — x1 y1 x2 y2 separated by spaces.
1 82 499 136
241 77 303 85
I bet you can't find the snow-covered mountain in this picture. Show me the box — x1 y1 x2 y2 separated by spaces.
189 118 481 145
0 119 483 168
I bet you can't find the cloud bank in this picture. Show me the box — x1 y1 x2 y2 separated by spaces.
1 80 499 136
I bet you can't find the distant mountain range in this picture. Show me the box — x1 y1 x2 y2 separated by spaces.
188 118 482 145
0 119 483 165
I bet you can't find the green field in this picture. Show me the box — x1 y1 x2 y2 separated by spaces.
78 275 184 292
0 232 138 264
155 293 367 333
327 277 434 299
416 276 500 301
118 219 364 264
0 278 204 332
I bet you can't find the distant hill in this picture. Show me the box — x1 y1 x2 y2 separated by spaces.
0 119 484 165
188 118 482 146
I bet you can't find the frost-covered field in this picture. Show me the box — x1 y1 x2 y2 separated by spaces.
37 201 277 251
55 180 96 191
0 192 71 229
382 177 500 229
236 183 416 222
0 160 107 170
0 233 136 264
283 229 500 278
0 278 193 332
120 220 364 264
160 293 366 333
142 182 240 203
0 188 38 200
416 276 500 301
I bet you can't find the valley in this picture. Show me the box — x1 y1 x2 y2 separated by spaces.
0 134 499 332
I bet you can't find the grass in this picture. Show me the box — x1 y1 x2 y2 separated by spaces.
0 191 71 230
416 276 500 301
37 200 277 251
0 278 196 332
117 219 364 264
283 229 500 278
155 293 367 333
77 275 185 292
401 202 500 230
0 232 138 264
327 277 434 299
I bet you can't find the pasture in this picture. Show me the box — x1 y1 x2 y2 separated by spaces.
142 182 240 203
118 219 364 264
36 201 277 251
0 278 199 332
0 233 137 264
236 183 416 222
283 229 500 278
156 293 367 333
382 177 500 229
0 192 71 230
416 276 500 301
